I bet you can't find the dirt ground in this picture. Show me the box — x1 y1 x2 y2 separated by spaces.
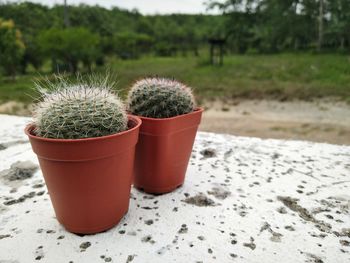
0 101 31 116
200 99 350 145
0 99 349 145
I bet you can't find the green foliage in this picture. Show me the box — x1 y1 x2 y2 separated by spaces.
1 0 350 75
113 32 153 59
209 0 350 52
127 77 195 118
327 0 350 51
38 27 99 73
22 36 45 71
0 2 221 73
0 2 52 72
0 19 25 78
154 42 177 57
33 74 128 139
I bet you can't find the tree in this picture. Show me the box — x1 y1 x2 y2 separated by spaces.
38 27 99 73
207 0 343 53
113 32 153 59
1 0 349 65
327 0 350 51
0 2 53 72
0 18 25 79
318 0 324 51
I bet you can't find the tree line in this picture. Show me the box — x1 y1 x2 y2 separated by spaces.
0 1 349 78
209 0 350 53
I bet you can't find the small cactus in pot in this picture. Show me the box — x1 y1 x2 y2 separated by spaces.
127 77 203 194
127 77 196 118
25 74 141 234
33 74 127 139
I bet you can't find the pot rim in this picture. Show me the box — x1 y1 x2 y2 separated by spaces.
131 107 204 122
24 114 142 143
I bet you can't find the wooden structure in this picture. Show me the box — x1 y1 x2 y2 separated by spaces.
208 38 225 66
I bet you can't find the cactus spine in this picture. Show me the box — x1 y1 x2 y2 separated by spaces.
127 77 195 118
33 74 127 139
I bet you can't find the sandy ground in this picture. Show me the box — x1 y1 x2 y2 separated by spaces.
200 99 350 145
1 99 349 145
0 101 31 116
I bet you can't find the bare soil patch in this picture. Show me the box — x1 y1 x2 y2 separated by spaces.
1 99 349 145
200 99 350 145
0 101 31 116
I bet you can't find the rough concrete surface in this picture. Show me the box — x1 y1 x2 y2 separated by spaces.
0 114 349 263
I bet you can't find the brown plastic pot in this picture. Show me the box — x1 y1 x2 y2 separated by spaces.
133 108 204 194
25 115 141 234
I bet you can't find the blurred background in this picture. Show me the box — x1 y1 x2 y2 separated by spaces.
0 0 349 144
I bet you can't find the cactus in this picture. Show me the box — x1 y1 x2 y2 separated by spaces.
127 77 195 118
32 74 128 139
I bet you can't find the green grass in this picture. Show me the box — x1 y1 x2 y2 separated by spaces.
1 53 350 105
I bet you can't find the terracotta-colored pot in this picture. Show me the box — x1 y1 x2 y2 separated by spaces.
25 115 141 234
133 108 204 194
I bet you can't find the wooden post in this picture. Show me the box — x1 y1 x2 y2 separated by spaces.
209 38 225 66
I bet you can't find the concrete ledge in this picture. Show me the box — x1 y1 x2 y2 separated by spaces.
0 114 349 262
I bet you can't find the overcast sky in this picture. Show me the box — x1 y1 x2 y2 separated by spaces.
4 0 220 14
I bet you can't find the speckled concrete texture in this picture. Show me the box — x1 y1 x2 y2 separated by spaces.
0 114 349 263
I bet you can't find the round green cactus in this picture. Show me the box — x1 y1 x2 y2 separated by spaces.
33 75 128 139
127 77 195 118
